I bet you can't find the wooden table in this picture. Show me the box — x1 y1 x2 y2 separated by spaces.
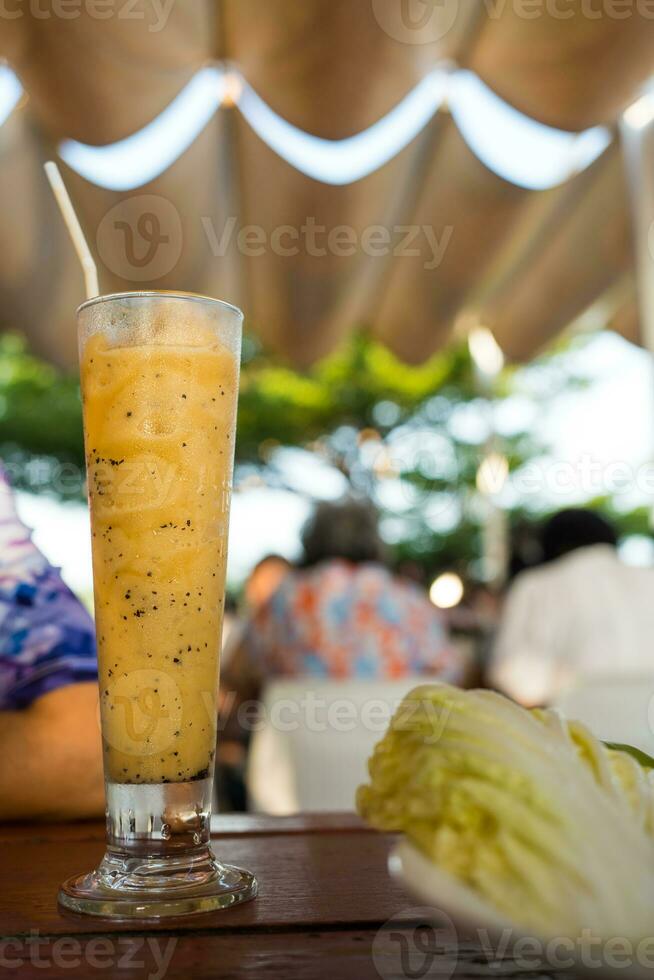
0 814 586 979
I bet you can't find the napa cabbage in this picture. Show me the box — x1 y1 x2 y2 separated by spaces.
356 684 654 939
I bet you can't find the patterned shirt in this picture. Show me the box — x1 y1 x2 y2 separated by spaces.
242 560 464 682
0 472 97 710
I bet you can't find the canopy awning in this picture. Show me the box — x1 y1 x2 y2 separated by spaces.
0 1 652 368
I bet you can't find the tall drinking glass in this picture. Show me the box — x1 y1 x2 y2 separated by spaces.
58 292 257 918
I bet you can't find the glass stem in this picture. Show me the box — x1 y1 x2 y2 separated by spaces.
105 778 214 858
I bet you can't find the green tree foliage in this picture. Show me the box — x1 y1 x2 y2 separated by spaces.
0 335 86 496
0 330 644 581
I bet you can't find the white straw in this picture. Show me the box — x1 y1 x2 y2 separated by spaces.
44 160 99 300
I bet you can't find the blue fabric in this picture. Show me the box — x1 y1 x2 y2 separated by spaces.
0 565 97 710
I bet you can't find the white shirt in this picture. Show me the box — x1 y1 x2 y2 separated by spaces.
490 545 654 705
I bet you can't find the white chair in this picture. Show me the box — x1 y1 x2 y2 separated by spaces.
554 674 654 757
246 677 425 814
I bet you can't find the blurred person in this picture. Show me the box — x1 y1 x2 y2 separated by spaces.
394 558 427 587
441 580 500 639
245 554 292 611
221 499 464 712
221 594 240 651
489 508 654 706
221 555 291 671
0 471 103 821
507 519 543 581
215 555 291 811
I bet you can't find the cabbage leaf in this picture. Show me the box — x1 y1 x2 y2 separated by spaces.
357 685 654 939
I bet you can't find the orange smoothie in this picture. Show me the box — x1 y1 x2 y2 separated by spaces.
80 323 238 784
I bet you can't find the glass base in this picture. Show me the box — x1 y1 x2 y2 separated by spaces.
58 846 257 919
58 778 257 919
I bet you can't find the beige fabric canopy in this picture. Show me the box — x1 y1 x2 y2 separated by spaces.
0 1 653 369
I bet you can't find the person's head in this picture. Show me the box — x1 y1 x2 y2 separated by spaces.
301 498 385 569
245 554 292 609
541 509 617 563
508 519 543 580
